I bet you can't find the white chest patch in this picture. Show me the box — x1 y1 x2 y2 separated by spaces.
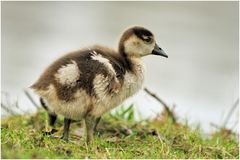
91 51 116 76
121 61 145 99
55 60 80 86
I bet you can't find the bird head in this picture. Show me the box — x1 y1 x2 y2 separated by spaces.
119 26 168 58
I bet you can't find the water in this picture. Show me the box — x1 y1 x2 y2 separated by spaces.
1 1 239 133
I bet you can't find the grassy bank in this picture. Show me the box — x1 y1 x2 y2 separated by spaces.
1 106 239 159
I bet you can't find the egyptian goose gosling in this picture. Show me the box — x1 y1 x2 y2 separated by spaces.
31 26 168 143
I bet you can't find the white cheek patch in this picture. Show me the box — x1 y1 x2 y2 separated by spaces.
91 51 116 76
55 60 80 86
124 36 139 56
142 42 155 56
124 35 155 57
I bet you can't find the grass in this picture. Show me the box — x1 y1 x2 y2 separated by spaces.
1 105 239 159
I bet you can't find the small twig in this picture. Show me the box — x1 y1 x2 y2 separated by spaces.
2 91 12 109
24 89 40 109
15 97 28 114
144 87 176 123
210 122 237 136
1 102 16 115
210 123 221 130
231 120 239 131
222 98 239 128
210 99 239 136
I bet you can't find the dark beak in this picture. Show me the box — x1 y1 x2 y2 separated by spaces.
151 43 168 58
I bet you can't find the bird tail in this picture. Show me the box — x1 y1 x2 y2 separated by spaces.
40 97 49 111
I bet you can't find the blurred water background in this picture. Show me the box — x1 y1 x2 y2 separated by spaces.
1 1 239 133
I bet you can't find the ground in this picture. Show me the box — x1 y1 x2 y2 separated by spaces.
1 106 239 159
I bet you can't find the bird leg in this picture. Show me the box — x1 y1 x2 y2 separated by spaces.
40 97 58 135
94 116 101 132
61 118 71 141
85 115 96 144
45 113 58 135
49 113 57 127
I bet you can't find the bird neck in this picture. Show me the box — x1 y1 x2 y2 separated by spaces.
118 44 142 73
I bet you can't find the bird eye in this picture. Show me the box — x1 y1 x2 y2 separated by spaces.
142 35 152 43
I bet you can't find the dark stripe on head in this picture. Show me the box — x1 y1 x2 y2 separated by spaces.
132 26 153 41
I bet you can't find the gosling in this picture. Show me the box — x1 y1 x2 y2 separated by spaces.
31 26 168 143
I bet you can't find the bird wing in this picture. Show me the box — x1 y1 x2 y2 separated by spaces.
90 52 125 97
31 48 126 101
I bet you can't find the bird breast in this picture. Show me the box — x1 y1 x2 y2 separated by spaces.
91 58 145 117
